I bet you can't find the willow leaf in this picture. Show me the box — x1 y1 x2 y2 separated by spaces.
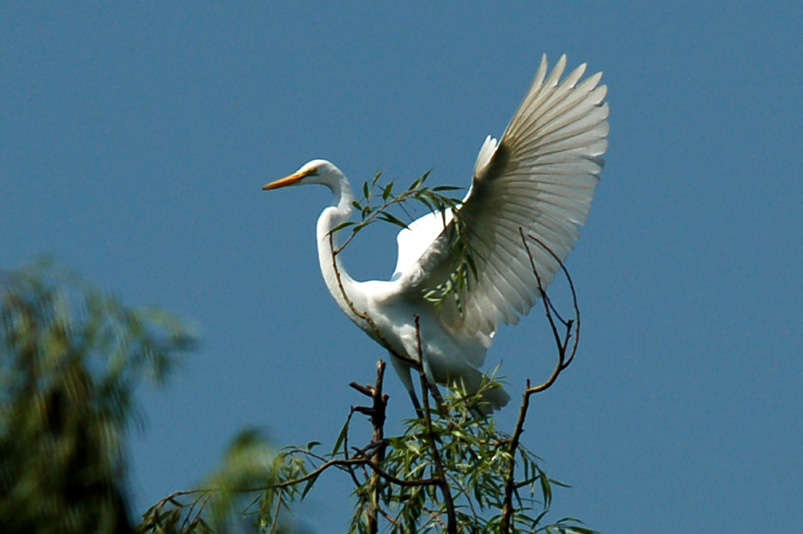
379 212 409 229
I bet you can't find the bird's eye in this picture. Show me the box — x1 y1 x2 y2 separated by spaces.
307 167 320 176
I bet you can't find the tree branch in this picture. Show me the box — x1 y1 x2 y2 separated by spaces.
500 228 583 534
347 360 389 534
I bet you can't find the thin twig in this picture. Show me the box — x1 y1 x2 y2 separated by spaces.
249 456 440 492
340 408 365 490
328 233 421 370
527 233 581 368
268 487 284 534
499 228 583 534
378 505 402 528
332 177 458 256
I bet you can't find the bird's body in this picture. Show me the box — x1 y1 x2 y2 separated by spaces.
264 55 608 413
302 162 504 409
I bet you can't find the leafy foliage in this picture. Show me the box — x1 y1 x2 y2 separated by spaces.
333 171 478 313
0 260 195 534
139 378 595 534
346 388 583 534
333 170 460 243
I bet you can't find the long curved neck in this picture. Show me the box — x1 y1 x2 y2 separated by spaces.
316 174 365 318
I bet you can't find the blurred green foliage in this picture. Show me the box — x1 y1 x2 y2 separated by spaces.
0 261 195 534
332 171 477 312
139 379 596 534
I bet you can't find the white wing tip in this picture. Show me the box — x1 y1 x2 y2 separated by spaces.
473 134 498 179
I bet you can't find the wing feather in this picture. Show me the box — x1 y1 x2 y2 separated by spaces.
395 54 608 337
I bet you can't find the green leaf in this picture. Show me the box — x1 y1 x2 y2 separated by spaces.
548 477 572 488
539 471 553 508
431 185 463 192
379 212 409 229
331 418 350 456
564 527 599 534
416 194 435 213
408 172 430 191
382 182 394 201
300 472 319 500
329 222 355 234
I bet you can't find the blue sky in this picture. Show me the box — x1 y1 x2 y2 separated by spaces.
2 2 801 532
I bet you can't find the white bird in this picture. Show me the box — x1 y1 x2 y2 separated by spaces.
263 55 608 414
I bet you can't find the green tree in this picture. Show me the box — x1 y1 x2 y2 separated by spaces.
0 261 194 534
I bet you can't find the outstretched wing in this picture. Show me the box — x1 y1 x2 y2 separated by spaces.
395 54 609 337
391 209 454 282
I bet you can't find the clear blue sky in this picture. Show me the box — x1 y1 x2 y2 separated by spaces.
2 2 801 532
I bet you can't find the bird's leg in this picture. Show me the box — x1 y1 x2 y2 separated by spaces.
425 380 450 417
420 357 449 417
388 353 426 418
408 381 449 419
408 389 424 419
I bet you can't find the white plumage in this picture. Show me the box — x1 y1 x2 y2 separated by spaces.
263 55 608 413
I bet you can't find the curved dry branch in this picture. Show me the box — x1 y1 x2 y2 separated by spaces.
525 231 582 372
499 227 583 534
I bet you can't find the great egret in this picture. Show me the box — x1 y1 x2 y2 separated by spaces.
263 55 608 413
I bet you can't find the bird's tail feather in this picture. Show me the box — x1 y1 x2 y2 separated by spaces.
448 367 510 415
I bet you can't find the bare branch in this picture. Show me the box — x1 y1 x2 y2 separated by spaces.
500 228 584 534
353 360 390 534
341 408 365 490
527 232 581 369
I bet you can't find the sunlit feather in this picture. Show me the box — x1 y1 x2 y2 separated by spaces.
263 55 608 413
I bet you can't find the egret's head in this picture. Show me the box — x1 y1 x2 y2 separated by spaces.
262 159 340 191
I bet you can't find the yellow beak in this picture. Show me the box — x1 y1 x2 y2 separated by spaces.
262 169 309 191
